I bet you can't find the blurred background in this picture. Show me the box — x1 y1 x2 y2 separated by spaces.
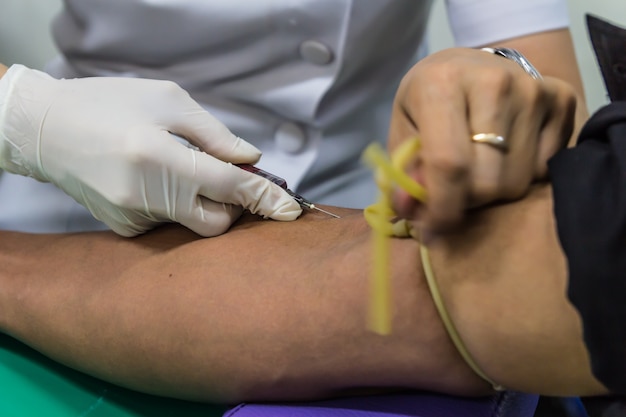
1 0 626 113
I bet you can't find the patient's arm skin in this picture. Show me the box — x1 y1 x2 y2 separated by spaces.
0 187 607 403
427 185 606 396
0 207 484 402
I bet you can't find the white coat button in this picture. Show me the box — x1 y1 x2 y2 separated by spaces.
275 122 307 154
299 40 334 66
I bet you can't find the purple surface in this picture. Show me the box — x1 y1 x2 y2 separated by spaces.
224 391 538 417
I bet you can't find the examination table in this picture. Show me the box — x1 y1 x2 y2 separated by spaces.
0 333 538 417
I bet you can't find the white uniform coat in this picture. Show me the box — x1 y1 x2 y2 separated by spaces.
0 0 569 232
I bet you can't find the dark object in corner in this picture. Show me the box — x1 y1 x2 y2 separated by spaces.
587 14 626 102
545 14 626 396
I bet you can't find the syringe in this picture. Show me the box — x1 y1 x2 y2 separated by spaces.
237 164 340 219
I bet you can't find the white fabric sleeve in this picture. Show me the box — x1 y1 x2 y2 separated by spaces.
445 0 570 47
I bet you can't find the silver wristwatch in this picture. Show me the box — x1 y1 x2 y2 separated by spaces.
481 47 543 80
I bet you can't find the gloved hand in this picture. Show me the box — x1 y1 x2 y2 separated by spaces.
0 64 302 236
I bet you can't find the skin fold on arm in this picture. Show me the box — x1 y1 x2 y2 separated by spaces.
0 185 607 404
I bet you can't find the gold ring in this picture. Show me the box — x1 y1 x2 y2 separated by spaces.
471 133 508 151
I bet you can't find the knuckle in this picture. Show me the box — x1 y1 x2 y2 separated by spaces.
427 59 461 80
427 62 461 90
160 79 184 94
414 60 462 100
105 132 166 209
429 153 469 181
522 78 545 105
539 80 578 145
479 67 515 99
556 83 578 114
553 92 577 139
122 134 154 164
548 77 577 101
151 79 189 102
528 78 574 115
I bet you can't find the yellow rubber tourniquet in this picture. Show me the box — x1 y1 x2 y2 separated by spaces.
361 138 504 391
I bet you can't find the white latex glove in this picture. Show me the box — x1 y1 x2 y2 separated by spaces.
0 65 302 236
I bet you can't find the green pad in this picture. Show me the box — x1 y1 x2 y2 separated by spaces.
0 334 227 417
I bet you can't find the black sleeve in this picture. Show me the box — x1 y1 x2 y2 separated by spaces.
548 101 626 395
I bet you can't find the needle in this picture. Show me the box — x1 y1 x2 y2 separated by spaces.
236 163 341 219
286 190 341 219
308 204 342 219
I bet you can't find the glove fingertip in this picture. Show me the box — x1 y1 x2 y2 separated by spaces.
242 178 303 221
266 201 303 221
108 223 145 238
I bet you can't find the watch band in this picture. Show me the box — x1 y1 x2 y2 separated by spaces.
481 47 543 80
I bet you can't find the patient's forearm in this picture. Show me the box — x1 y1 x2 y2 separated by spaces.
0 190 608 402
0 209 482 403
